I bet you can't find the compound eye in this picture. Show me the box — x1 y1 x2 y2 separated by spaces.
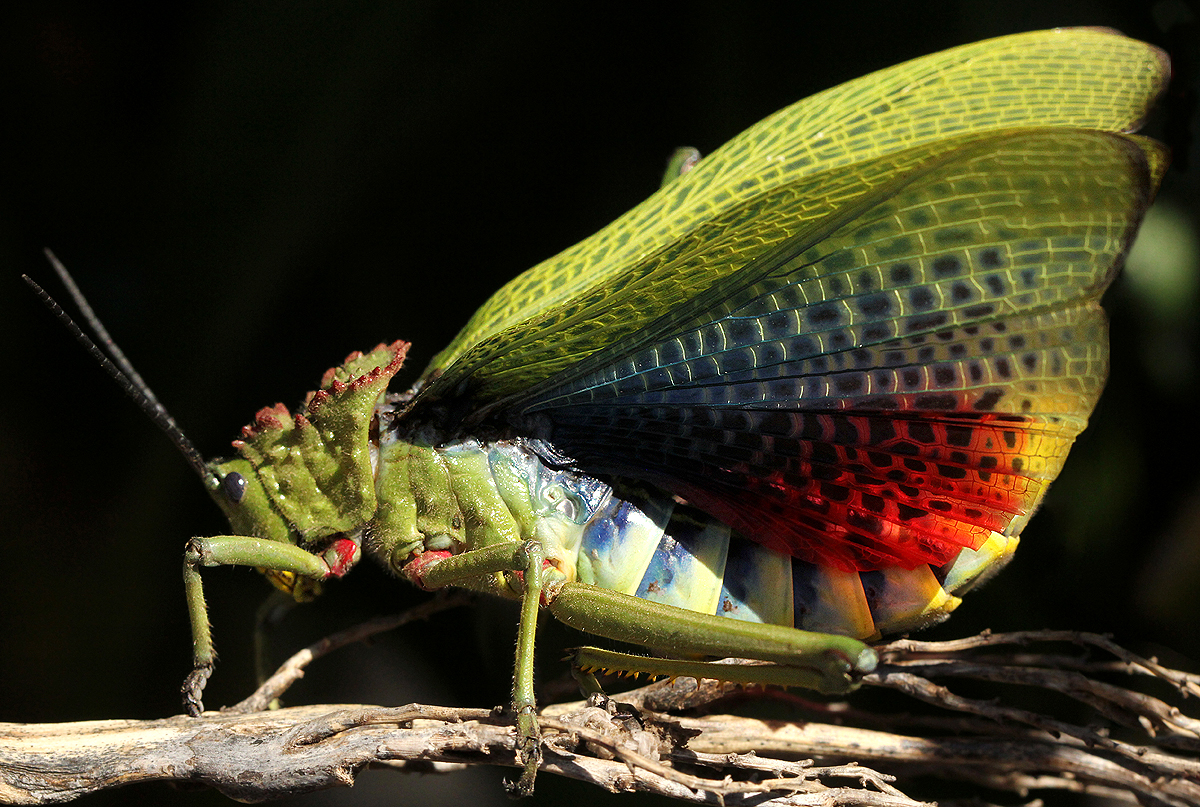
221 472 248 503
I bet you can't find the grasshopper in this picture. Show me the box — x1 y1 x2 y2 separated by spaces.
30 28 1168 794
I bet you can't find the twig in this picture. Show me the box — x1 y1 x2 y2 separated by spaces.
1 626 1197 804
879 631 1200 697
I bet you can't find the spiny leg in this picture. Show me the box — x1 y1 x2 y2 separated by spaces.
548 583 877 694
414 539 549 794
182 535 328 715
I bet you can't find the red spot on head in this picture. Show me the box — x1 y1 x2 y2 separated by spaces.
384 341 410 371
307 388 332 414
241 403 291 438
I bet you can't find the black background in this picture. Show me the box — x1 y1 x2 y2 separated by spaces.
2 2 1198 805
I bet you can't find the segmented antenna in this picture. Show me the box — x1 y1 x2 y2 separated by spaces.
23 250 210 479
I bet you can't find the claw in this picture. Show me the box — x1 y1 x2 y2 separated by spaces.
511 705 542 796
182 663 213 717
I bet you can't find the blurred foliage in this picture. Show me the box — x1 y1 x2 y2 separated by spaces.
1 2 1196 806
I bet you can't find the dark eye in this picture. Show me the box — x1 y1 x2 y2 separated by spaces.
222 472 248 503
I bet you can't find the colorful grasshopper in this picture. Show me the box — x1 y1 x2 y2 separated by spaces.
35 28 1168 794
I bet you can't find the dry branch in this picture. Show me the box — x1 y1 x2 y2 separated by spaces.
1 627 1197 805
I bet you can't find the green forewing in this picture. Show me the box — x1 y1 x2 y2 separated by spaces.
517 131 1165 416
407 29 1168 571
420 28 1167 402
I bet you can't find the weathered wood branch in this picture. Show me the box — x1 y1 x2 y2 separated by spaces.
1 627 1196 805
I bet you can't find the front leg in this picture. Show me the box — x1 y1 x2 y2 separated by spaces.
181 536 328 715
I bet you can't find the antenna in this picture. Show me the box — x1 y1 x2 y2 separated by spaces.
23 250 210 479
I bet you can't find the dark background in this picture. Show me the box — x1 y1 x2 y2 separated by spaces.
2 2 1198 805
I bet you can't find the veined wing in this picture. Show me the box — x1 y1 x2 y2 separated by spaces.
505 130 1167 571
419 28 1167 397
